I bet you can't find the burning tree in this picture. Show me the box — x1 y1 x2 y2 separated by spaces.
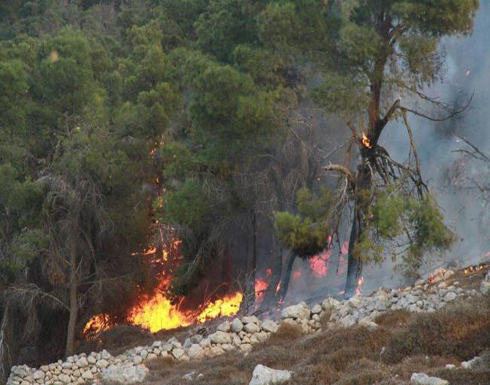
265 0 479 296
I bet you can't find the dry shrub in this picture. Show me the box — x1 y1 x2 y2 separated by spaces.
375 310 411 328
238 344 300 372
432 369 490 385
332 369 388 385
197 366 249 385
79 325 152 356
324 347 365 372
384 299 490 363
320 307 333 329
292 363 340 385
389 355 451 380
305 326 389 358
145 355 176 371
268 322 303 343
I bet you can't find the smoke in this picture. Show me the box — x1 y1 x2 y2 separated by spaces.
376 1 490 284
284 3 490 303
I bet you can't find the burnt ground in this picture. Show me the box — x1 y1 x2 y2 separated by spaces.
95 265 490 385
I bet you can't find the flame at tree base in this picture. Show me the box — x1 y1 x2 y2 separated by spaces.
84 290 243 337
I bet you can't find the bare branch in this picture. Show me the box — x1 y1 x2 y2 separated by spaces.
323 164 355 185
400 92 473 122
456 135 490 163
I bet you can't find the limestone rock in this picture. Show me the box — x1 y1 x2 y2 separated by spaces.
188 344 205 359
281 303 310 320
101 364 149 384
231 318 244 333
210 331 232 344
172 348 185 360
480 281 490 295
261 320 278 333
217 321 231 332
249 365 292 385
411 373 448 385
244 322 261 334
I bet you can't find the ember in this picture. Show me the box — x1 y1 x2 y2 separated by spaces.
361 133 373 149
355 277 364 296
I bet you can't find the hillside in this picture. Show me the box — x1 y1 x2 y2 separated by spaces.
7 264 490 385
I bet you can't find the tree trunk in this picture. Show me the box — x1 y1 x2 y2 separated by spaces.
260 249 283 310
65 228 78 358
0 303 13 384
276 253 296 302
344 161 371 297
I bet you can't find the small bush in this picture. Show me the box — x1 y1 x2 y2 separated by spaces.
384 300 490 363
269 322 303 343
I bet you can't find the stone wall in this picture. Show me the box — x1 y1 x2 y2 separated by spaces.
7 269 489 385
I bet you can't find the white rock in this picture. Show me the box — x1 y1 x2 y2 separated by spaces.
242 316 260 324
261 320 279 333
188 344 205 359
96 359 109 369
87 356 96 365
33 370 45 380
81 370 94 380
444 292 457 302
75 357 88 368
101 364 149 384
172 348 185 360
209 331 232 344
461 356 482 369
58 373 71 384
445 364 456 370
217 321 231 332
133 356 143 365
322 298 340 310
480 281 490 295
210 346 225 356
411 373 448 385
249 365 292 385
311 304 322 314
231 318 244 332
182 371 195 381
244 322 261 334
240 344 253 353
281 303 310 320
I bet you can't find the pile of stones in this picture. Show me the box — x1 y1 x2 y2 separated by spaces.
7 268 489 385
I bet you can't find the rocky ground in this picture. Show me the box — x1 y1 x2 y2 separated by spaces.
7 264 490 385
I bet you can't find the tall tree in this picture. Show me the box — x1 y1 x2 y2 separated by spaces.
263 0 479 295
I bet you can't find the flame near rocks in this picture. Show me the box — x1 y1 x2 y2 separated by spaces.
83 241 243 336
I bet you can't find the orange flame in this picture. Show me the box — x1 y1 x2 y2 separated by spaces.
255 278 268 299
355 276 364 296
84 238 243 336
309 251 331 277
196 292 243 323
361 133 373 149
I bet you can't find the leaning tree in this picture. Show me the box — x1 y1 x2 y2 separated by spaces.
262 0 479 295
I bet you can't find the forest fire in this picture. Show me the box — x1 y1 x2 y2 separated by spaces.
309 251 331 277
83 239 243 337
361 133 373 149
355 277 365 296
464 264 485 274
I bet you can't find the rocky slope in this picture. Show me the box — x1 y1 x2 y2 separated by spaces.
7 265 490 385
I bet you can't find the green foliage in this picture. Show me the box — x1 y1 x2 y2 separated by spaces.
355 190 456 276
163 179 211 230
0 59 28 141
275 187 332 258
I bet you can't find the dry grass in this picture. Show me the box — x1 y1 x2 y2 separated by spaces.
384 296 490 364
123 295 490 385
